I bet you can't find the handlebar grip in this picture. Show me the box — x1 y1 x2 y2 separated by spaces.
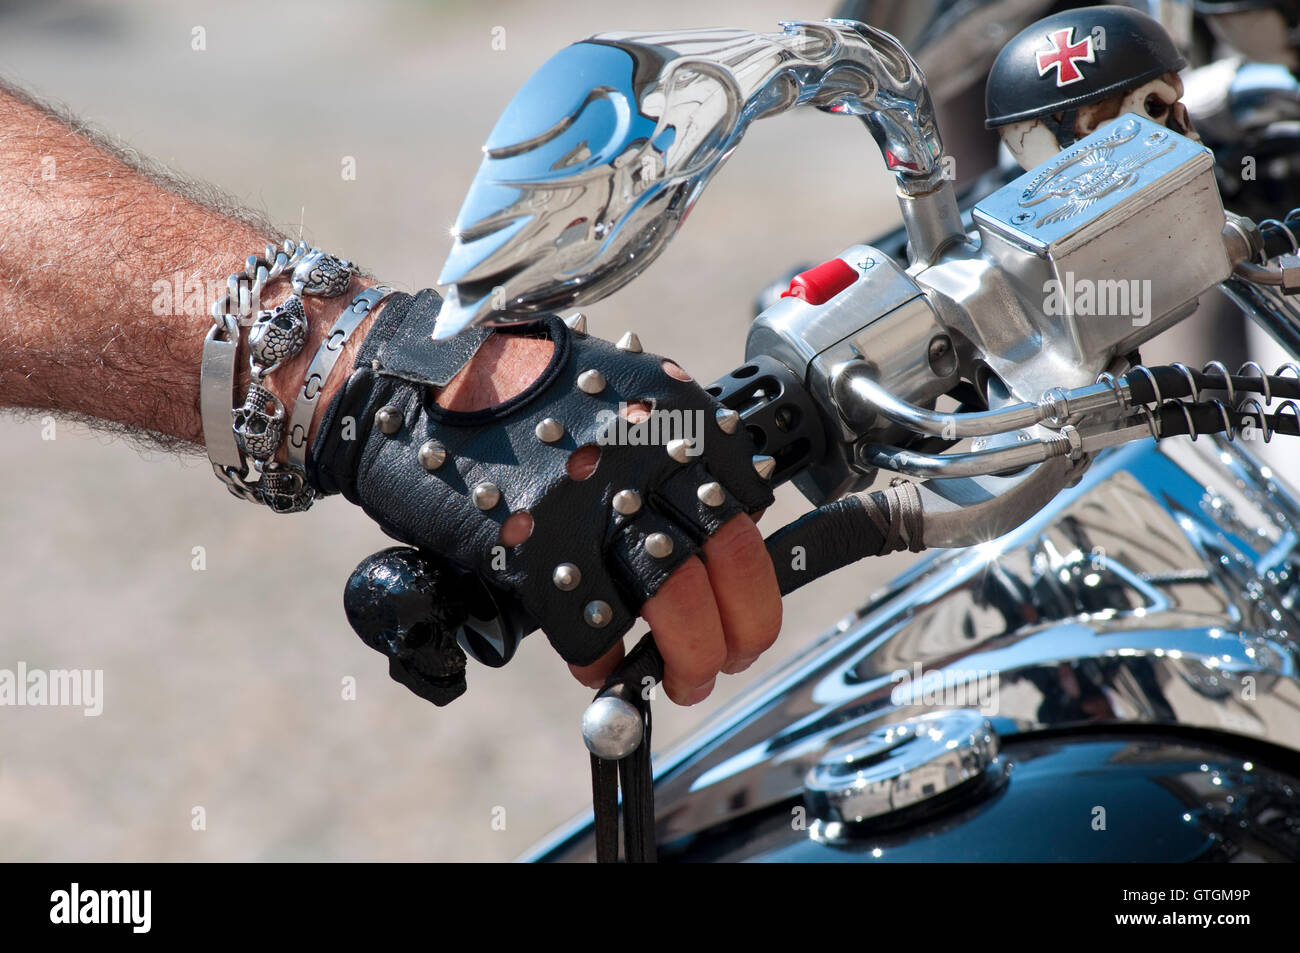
595 489 919 700
707 354 828 488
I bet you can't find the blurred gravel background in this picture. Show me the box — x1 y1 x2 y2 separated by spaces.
0 0 924 861
0 0 1235 862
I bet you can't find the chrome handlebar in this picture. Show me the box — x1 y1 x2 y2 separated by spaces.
432 21 1300 495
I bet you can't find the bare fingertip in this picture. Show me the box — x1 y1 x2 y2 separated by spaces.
721 655 758 676
684 678 716 706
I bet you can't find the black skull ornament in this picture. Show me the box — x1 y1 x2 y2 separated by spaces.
343 547 470 707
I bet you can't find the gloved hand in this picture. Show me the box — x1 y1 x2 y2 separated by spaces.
310 289 783 706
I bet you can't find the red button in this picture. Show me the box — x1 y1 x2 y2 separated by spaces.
781 258 858 305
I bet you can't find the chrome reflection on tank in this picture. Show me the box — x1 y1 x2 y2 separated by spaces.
435 19 950 336
524 436 1300 859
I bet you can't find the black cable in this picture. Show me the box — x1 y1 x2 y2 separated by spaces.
1154 400 1300 439
1259 208 1300 260
1124 363 1300 405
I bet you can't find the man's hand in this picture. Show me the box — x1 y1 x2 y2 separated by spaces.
562 373 781 706
360 333 784 707
579 511 781 705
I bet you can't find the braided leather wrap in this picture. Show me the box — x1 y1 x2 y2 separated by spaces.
309 292 774 666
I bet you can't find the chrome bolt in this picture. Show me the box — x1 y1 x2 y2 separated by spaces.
535 418 564 443
697 481 725 507
715 408 740 434
578 369 606 395
644 532 674 559
666 438 693 463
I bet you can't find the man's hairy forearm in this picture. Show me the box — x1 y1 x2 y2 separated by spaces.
0 81 372 447
0 80 548 453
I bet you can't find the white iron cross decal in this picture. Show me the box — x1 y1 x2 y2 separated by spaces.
1036 27 1095 87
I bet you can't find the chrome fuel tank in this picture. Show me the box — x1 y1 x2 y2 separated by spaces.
527 436 1300 861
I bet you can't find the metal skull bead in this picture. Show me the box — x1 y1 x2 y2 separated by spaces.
258 462 314 514
247 295 308 371
291 250 355 297
232 382 286 460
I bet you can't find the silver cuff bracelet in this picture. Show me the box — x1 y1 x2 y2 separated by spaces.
200 239 380 513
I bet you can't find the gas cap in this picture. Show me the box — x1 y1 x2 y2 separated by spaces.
803 709 1001 826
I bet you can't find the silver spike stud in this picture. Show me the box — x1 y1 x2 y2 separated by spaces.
472 481 501 510
552 563 582 591
584 600 613 628
644 532 674 559
577 369 606 395
535 418 564 443
417 439 447 471
697 481 725 507
612 489 642 516
715 407 740 434
753 455 776 481
616 331 643 353
375 405 403 435
666 438 693 463
564 312 588 335
582 695 644 760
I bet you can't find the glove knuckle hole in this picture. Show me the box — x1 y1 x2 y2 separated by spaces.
566 444 600 481
661 360 691 382
499 510 533 546
619 401 653 423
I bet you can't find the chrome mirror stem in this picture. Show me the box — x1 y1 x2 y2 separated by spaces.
435 18 962 336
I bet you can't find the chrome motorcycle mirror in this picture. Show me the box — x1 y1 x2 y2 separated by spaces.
433 18 963 338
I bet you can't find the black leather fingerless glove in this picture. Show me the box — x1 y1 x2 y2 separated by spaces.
309 290 774 668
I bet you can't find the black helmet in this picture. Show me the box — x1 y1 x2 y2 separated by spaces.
985 4 1186 141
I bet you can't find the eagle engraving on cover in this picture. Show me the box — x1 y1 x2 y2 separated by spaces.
1018 117 1177 228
